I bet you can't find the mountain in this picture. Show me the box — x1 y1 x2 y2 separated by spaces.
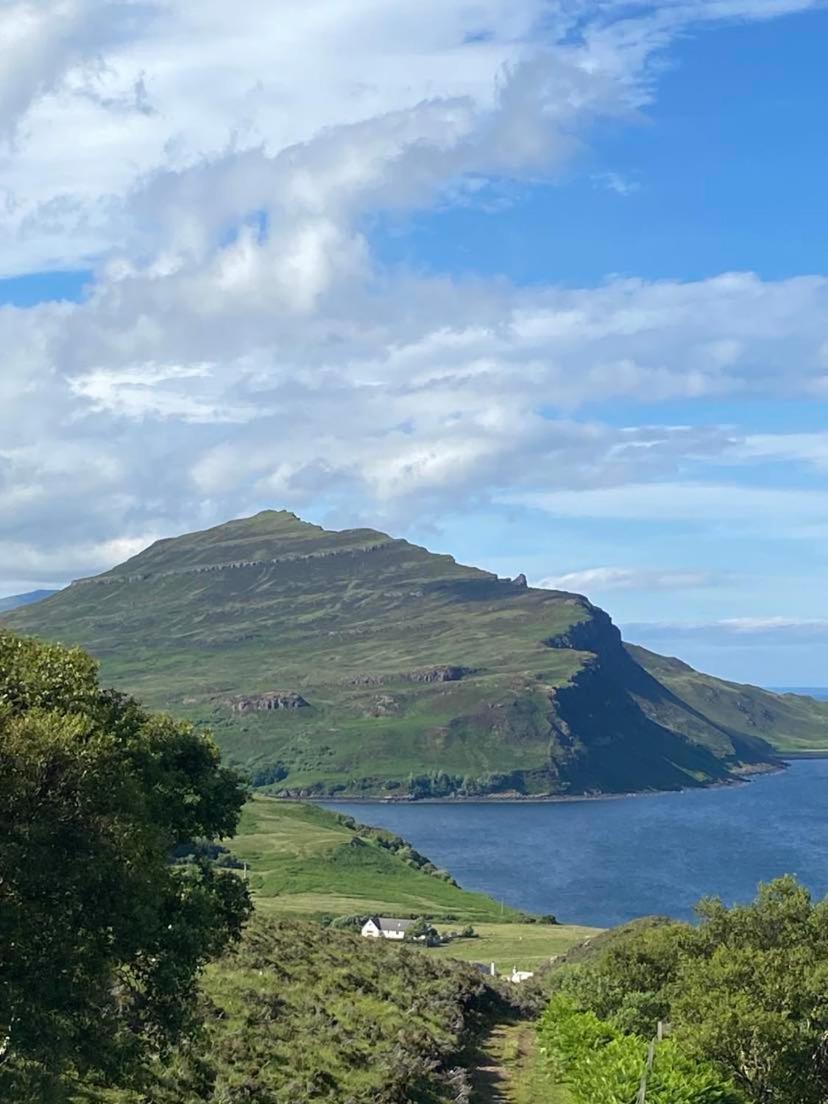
5 510 827 797
627 647 828 754
0 589 59 612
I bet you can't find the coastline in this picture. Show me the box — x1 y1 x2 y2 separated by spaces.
273 760 788 807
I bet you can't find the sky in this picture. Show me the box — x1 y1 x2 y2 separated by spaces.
1 0 827 686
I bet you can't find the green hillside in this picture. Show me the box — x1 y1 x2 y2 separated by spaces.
629 645 828 753
75 915 530 1104
6 510 828 796
233 796 525 921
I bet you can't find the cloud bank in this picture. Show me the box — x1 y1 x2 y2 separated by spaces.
1 0 827 593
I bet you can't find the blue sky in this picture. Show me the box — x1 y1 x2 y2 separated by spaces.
372 12 828 286
1 0 827 685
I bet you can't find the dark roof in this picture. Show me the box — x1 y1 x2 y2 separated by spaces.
369 917 414 933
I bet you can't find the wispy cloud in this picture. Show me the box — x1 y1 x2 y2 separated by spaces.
515 482 828 533
537 566 718 592
625 618 828 646
591 171 640 196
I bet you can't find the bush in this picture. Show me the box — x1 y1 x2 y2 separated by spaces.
537 995 743 1104
546 878 828 1103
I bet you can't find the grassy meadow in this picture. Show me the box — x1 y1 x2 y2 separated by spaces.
231 796 528 921
427 922 602 974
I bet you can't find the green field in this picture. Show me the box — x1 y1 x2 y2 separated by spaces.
428 921 602 974
228 798 600 979
233 796 528 921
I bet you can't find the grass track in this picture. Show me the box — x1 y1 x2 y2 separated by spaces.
471 1023 572 1104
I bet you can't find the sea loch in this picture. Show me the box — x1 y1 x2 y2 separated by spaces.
334 758 828 928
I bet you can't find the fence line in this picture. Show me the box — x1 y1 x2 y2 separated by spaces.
635 1021 668 1103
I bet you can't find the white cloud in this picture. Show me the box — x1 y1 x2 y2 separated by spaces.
735 433 828 470
0 534 156 589
624 618 828 646
1 0 827 586
537 566 718 592
591 170 640 196
516 481 828 531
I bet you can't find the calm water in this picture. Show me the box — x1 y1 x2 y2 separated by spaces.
332 760 828 928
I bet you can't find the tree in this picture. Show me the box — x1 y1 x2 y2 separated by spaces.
0 632 252 1101
549 877 828 1104
407 917 439 945
671 878 828 1103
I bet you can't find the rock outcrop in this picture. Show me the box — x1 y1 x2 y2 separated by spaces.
231 692 310 713
407 665 473 684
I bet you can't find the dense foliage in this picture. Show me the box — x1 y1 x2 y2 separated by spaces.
537 994 743 1103
0 631 251 1102
545 877 828 1103
80 916 527 1104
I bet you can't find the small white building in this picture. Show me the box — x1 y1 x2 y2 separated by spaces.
361 916 414 941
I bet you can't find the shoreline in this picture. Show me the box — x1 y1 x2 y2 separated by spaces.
274 760 789 807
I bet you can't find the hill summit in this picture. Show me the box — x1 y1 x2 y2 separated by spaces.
6 510 828 797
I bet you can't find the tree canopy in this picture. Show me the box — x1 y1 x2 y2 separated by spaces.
0 631 251 1101
548 876 828 1104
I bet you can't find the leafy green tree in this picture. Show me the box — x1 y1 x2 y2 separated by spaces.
548 877 828 1104
555 921 687 1035
407 917 439 945
0 632 251 1101
671 878 828 1103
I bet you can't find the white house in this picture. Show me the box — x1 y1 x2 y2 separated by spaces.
361 916 414 941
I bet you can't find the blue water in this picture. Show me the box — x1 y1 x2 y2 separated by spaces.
332 760 828 928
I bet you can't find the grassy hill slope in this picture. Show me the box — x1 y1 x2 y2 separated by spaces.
233 796 526 921
75 915 527 1104
629 645 828 753
7 510 827 796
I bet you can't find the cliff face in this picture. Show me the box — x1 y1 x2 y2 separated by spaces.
542 608 777 795
4 510 816 799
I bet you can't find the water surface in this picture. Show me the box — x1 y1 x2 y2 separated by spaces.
333 760 828 927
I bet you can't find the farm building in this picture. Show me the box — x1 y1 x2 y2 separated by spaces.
361 917 414 941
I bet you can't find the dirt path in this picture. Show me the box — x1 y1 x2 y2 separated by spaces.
470 1022 542 1104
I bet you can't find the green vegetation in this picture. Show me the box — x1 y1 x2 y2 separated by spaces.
630 644 828 753
428 922 601 974
540 877 828 1104
2 628 590 1104
7 510 827 797
0 631 251 1103
232 796 529 921
75 916 529 1104
537 995 743 1103
6 619 828 1104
